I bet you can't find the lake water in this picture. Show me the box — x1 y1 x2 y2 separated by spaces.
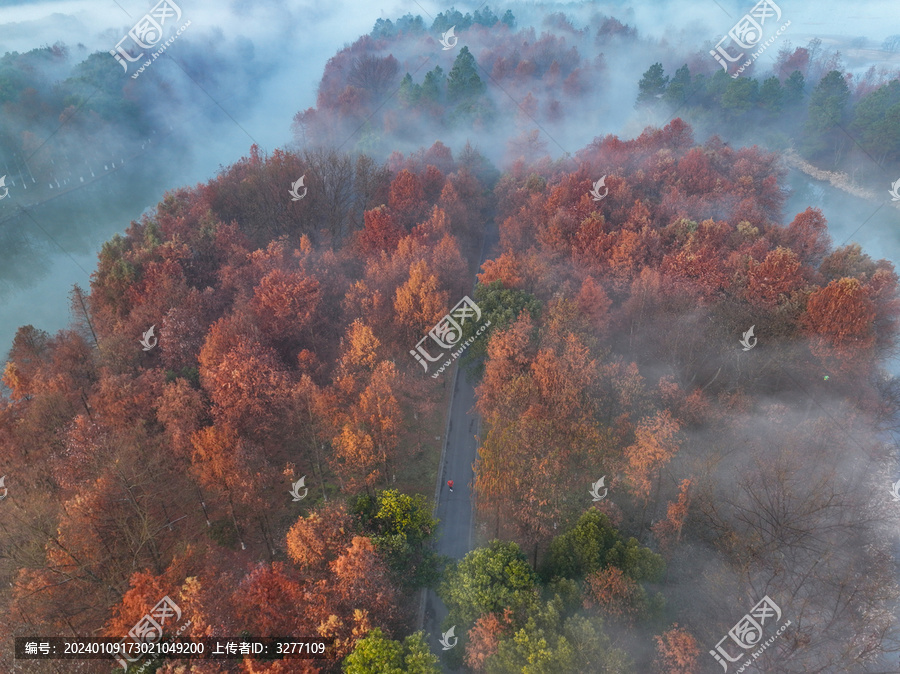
0 142 192 358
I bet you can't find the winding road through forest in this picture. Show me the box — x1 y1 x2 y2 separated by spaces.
419 221 498 664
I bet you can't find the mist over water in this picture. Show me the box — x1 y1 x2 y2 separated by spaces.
0 0 384 353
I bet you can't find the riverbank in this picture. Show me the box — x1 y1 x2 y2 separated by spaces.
781 148 885 203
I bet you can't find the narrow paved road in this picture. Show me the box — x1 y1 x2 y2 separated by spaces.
421 366 480 646
420 223 498 664
434 372 479 561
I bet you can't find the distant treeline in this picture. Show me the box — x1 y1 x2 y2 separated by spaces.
371 5 517 39
636 41 900 175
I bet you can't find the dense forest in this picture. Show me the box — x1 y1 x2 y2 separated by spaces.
3 120 898 672
0 139 497 672
2 4 900 674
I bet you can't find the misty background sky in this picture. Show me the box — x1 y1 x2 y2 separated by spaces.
1 0 899 370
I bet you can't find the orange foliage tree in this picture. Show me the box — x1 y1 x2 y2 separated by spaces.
651 478 692 557
624 411 681 503
653 624 701 674
803 277 877 371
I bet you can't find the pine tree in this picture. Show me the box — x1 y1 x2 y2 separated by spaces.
473 6 498 26
784 70 805 106
371 18 395 40
663 64 691 106
802 70 850 158
720 76 759 115
421 65 445 104
850 80 900 163
759 76 784 112
448 46 486 103
635 63 668 107
398 72 421 106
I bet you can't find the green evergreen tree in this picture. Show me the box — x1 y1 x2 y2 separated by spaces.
432 8 473 34
420 65 445 104
850 80 900 163
398 73 421 106
784 70 805 106
447 99 496 129
759 76 785 112
473 6 499 26
371 18 396 40
447 46 486 103
704 68 731 106
802 70 850 158
635 63 669 107
396 13 425 34
807 70 850 127
721 76 759 115
663 64 691 107
689 72 709 106
0 58 28 106
501 9 516 28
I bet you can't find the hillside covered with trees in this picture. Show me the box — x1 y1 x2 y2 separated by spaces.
2 116 898 672
2 5 900 674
